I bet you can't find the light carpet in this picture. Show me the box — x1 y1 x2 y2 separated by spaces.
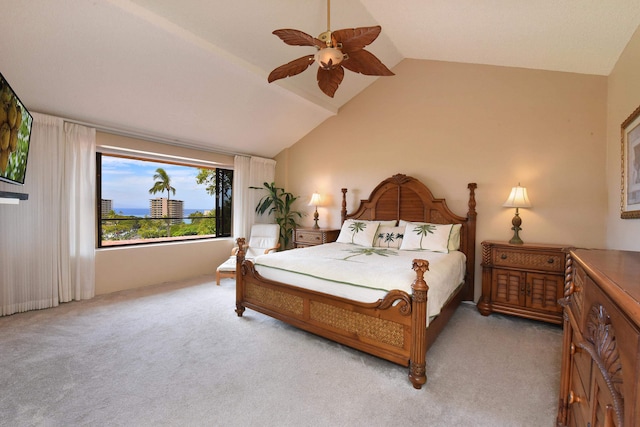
0 275 562 426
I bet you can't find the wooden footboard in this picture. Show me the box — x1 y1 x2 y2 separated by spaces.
235 238 434 389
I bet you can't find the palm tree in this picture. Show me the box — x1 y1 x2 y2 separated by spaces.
342 247 398 261
413 224 436 249
348 221 366 244
252 182 304 249
383 232 396 247
149 168 176 237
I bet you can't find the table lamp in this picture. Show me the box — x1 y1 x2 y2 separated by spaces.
503 183 532 244
309 192 322 229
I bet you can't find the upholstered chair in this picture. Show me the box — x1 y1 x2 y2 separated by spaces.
216 224 280 285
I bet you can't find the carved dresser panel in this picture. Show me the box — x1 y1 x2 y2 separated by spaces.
557 249 640 427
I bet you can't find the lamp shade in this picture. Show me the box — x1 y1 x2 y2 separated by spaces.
309 193 322 207
503 185 532 208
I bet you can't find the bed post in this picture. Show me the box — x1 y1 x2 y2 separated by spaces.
341 188 347 224
235 237 246 317
409 259 429 389
464 183 478 301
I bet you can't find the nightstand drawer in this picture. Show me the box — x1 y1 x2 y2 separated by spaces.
492 248 564 273
293 228 340 248
295 230 323 244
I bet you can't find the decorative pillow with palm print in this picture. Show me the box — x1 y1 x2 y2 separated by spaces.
373 226 405 249
336 219 381 247
399 220 462 251
399 222 454 253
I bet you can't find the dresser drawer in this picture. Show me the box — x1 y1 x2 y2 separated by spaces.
571 339 592 405
492 248 564 273
569 355 590 426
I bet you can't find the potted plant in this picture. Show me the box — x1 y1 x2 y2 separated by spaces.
252 182 304 249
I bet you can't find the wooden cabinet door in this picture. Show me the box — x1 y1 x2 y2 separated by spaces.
526 273 563 313
491 268 525 307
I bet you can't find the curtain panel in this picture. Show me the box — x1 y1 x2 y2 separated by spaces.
0 113 96 316
232 155 276 242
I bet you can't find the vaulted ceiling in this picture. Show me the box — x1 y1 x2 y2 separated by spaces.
2 1 639 158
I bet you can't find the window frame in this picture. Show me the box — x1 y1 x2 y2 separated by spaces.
96 152 233 248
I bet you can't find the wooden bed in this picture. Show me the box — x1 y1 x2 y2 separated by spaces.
235 174 477 388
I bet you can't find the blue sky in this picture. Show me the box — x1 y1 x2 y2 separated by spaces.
101 156 215 210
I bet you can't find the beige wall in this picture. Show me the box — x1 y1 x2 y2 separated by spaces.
94 132 234 295
96 238 233 294
606 25 640 250
275 60 608 299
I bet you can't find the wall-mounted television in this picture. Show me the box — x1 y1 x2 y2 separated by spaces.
0 72 33 185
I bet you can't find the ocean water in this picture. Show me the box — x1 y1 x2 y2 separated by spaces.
113 208 210 217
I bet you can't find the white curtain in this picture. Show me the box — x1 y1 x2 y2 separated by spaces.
232 155 275 242
0 113 96 316
59 122 96 301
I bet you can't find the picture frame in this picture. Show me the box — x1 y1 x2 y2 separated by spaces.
621 104 640 219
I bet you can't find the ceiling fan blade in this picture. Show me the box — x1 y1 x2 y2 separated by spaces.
332 26 382 53
342 49 394 76
317 66 344 98
272 29 325 49
268 55 315 83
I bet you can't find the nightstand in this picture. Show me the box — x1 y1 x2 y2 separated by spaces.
293 228 340 248
477 240 573 324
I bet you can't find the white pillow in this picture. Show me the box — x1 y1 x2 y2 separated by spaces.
373 226 405 248
336 220 381 247
448 224 462 251
399 220 462 251
399 222 454 253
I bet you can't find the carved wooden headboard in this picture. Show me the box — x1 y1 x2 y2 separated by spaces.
340 174 477 300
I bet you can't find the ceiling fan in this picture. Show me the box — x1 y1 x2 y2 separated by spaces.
267 0 394 98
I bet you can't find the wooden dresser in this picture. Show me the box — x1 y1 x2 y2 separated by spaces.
557 249 640 427
478 241 573 324
293 228 340 248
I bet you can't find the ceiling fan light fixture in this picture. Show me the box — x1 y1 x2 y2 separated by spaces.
314 47 345 69
267 0 393 97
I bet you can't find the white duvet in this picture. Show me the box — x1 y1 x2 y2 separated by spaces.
252 242 466 324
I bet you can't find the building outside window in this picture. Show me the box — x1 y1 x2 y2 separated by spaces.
150 198 184 225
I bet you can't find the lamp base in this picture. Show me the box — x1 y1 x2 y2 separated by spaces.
509 212 524 244
509 233 524 245
313 208 319 229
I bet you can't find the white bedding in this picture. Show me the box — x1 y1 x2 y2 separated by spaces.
252 242 466 324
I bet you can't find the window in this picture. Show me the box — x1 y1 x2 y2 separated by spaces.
96 153 232 247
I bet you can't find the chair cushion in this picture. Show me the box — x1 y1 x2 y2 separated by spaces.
248 224 279 249
248 236 276 249
217 256 236 272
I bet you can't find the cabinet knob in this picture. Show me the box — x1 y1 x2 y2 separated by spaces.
500 254 507 260
568 390 581 405
569 343 581 355
548 258 555 264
